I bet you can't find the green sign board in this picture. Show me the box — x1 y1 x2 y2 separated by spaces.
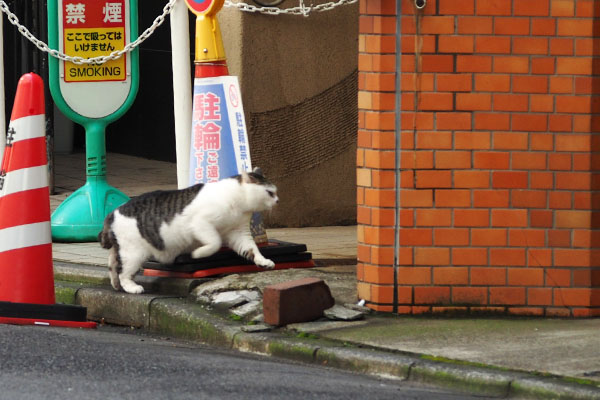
48 0 139 241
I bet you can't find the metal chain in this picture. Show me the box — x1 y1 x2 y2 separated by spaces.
0 0 357 65
0 0 177 65
224 0 358 16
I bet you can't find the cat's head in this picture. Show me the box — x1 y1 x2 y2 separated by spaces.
239 168 278 212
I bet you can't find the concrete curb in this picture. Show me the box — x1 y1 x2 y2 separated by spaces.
54 261 207 296
55 281 600 400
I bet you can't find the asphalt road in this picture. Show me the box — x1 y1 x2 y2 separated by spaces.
0 324 486 399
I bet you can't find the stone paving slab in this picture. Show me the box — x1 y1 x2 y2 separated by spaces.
297 316 600 383
52 227 357 268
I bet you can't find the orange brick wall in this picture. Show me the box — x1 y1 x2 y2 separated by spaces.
357 0 599 317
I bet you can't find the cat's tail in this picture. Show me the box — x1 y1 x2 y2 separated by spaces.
98 213 114 249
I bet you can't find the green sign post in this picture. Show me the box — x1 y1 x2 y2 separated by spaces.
48 0 139 241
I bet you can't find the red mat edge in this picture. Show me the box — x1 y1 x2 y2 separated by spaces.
0 317 97 329
143 260 316 279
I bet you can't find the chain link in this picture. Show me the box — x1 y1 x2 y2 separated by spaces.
0 0 357 65
224 0 358 16
0 0 177 65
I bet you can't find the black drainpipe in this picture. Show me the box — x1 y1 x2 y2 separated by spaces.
393 0 403 314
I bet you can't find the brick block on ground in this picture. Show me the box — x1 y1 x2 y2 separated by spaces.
263 278 335 326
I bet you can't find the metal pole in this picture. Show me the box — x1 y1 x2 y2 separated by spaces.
170 0 192 189
38 0 55 193
0 9 6 164
20 1 30 73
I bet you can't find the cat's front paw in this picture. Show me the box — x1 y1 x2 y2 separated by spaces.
121 280 144 294
256 258 275 269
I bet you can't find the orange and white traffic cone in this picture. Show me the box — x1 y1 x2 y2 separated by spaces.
0 73 95 328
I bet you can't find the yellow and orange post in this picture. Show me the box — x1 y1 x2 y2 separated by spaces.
184 0 229 78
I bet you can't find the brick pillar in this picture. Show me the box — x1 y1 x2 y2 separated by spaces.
357 0 599 317
357 0 399 312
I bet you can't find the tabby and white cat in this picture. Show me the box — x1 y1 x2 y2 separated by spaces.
98 169 278 294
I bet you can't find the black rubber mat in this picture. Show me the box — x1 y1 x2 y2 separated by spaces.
0 301 88 322
144 251 313 272
143 240 312 272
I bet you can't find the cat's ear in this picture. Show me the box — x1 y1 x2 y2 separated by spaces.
252 167 263 177
241 170 251 184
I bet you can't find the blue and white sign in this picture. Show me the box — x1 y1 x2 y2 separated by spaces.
188 75 251 186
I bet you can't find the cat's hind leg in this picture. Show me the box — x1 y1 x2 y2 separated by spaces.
108 247 121 291
190 223 222 259
227 230 275 269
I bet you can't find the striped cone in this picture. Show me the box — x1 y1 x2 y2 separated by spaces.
0 73 95 328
